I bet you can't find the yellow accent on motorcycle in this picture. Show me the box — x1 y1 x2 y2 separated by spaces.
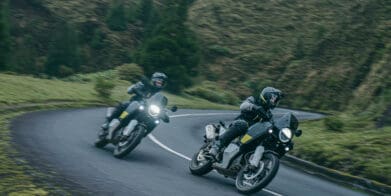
241 134 253 144
119 111 129 119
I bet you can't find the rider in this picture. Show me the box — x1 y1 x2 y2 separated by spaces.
209 87 283 158
101 72 168 132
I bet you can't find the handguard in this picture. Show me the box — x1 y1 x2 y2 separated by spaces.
161 112 170 123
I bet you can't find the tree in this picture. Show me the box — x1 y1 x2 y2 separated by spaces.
136 0 153 24
45 21 80 77
0 0 10 70
106 1 127 31
135 0 200 92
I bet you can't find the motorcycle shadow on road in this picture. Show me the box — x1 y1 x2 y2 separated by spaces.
189 172 271 196
91 144 169 166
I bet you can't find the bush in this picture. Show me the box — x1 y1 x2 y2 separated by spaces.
58 65 74 77
116 63 144 82
185 81 240 105
94 76 115 99
208 45 231 56
324 117 345 132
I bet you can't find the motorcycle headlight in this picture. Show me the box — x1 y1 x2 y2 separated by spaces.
279 128 292 143
148 105 161 117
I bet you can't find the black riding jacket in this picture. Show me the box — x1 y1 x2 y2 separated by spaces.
236 96 273 126
127 77 161 101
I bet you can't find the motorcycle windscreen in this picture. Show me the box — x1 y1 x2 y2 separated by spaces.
147 93 168 107
274 113 299 131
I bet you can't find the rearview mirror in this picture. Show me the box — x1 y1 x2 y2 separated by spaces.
295 129 302 137
171 105 178 112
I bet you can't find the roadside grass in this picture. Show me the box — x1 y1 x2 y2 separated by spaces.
0 73 236 110
0 112 49 195
293 119 391 185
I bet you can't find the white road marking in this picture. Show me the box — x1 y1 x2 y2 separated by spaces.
147 112 283 196
148 134 191 161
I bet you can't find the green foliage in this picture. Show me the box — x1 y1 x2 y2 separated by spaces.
116 63 144 82
295 120 391 185
91 29 106 49
207 45 231 56
294 37 305 59
94 76 115 99
135 0 153 24
185 81 240 105
0 0 10 70
45 21 80 77
324 117 345 132
188 0 391 114
106 1 127 31
135 0 200 93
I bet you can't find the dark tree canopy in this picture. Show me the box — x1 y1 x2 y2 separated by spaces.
45 21 81 77
0 0 10 70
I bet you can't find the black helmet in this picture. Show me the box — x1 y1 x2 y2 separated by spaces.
260 87 282 109
151 72 168 89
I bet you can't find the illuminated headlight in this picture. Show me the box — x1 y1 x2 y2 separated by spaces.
285 147 290 151
279 128 292 143
148 105 161 116
154 120 160 124
139 105 145 111
268 129 273 134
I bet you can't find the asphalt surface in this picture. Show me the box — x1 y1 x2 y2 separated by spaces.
11 108 367 196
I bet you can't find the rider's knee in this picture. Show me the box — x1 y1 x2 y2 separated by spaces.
231 120 248 131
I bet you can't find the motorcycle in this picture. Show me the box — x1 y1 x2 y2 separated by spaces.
189 113 302 194
95 93 178 158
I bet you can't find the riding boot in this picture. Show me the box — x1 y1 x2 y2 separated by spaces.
209 120 248 159
101 118 110 131
209 140 222 158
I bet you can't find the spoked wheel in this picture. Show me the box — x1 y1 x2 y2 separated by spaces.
94 129 109 148
189 144 213 175
235 153 279 194
113 127 144 159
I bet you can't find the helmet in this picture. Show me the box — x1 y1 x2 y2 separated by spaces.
260 87 282 109
151 72 168 89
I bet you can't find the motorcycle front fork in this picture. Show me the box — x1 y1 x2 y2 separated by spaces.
249 146 264 167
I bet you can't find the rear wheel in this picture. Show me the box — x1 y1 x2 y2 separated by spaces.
113 127 144 158
189 144 213 175
235 153 279 194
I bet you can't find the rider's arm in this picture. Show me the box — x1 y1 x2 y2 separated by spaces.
239 96 257 112
240 96 273 122
127 82 145 97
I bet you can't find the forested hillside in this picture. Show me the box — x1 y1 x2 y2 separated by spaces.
3 0 199 92
188 0 390 123
1 0 390 121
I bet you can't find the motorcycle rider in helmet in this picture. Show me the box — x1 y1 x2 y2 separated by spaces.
209 87 283 159
101 72 168 134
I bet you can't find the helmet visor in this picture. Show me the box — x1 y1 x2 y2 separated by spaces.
153 78 165 87
269 93 280 108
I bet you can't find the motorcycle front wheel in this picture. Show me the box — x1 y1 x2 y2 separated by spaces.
113 126 144 158
189 144 213 176
235 153 279 194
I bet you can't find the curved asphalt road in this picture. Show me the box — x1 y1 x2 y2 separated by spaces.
11 108 367 196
